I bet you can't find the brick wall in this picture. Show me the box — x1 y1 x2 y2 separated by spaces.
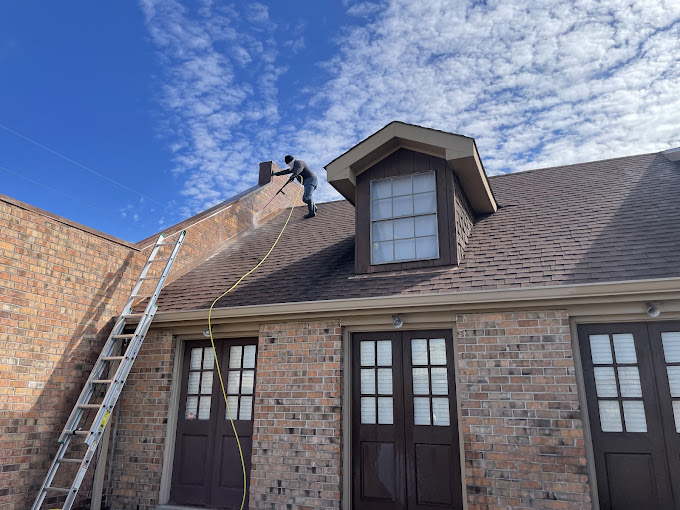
0 197 145 510
456 311 592 510
250 321 343 510
106 329 175 510
0 170 299 509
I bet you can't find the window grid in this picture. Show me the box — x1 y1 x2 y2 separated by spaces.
411 338 450 427
225 345 256 421
590 334 647 433
661 332 680 433
370 172 439 265
359 340 394 424
185 347 214 420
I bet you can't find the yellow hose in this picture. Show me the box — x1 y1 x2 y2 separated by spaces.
207 177 302 510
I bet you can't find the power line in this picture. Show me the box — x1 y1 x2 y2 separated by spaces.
0 122 173 211
0 164 146 230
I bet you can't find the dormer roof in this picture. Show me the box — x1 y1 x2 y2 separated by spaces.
324 121 497 214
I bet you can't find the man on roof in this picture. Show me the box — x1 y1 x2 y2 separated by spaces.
273 154 318 218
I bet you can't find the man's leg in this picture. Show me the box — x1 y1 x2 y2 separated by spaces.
303 181 316 218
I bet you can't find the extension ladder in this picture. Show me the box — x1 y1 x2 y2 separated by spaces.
31 230 186 510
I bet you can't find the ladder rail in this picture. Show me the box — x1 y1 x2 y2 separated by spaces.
31 230 186 510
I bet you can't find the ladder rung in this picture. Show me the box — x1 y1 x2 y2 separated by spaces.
102 356 125 361
156 241 176 246
46 486 72 493
71 430 89 436
139 276 162 280
91 379 113 384
77 404 101 409
59 458 84 464
131 294 153 299
149 257 171 263
111 334 135 339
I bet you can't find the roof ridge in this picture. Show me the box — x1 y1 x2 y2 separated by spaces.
489 150 661 180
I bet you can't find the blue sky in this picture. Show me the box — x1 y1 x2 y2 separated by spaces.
1 1 679 242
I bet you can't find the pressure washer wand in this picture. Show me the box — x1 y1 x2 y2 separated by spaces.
262 174 296 210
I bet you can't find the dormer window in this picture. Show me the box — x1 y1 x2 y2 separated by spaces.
370 172 439 264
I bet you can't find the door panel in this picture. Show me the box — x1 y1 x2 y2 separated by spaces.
353 330 462 510
578 323 679 510
171 339 257 508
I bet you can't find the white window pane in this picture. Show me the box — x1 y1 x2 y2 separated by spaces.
243 345 256 369
668 366 680 398
429 338 447 365
190 348 202 370
378 397 393 425
415 214 437 236
623 401 647 432
229 346 243 369
361 369 376 394
187 372 200 394
661 332 680 363
361 397 376 424
226 395 239 420
203 347 215 369
416 236 438 259
240 396 253 420
200 371 213 394
392 176 412 196
594 367 618 397
372 241 394 264
413 172 435 193
432 397 450 426
241 370 254 394
371 198 392 220
413 367 429 395
613 334 637 364
393 217 415 239
414 397 431 425
372 220 393 242
598 401 623 432
377 340 392 366
618 367 642 398
413 192 436 214
394 239 415 261
378 369 393 395
361 341 375 366
227 371 240 394
185 396 198 420
412 339 428 365
431 367 448 395
198 396 211 420
673 402 680 433
371 179 392 199
392 195 413 217
590 335 613 365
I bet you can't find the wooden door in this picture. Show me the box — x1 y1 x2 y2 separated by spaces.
170 339 257 508
578 323 680 510
352 330 462 510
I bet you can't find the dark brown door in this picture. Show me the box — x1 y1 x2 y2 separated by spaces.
578 323 680 510
171 339 257 508
352 330 463 510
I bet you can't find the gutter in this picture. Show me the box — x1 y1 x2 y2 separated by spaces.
138 276 680 326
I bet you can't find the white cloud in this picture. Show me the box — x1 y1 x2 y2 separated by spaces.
142 0 680 211
297 0 680 198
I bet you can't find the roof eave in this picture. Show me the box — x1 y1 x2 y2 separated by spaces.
325 121 497 213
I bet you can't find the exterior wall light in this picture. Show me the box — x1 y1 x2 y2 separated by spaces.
392 315 403 328
646 303 661 318
203 328 212 337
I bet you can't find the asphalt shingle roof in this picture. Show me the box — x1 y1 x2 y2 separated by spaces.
155 151 680 312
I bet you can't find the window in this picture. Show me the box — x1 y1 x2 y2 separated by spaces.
370 171 438 264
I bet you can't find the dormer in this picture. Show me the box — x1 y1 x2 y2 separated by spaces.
325 121 497 273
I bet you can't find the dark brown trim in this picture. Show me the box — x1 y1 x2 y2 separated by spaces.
355 148 459 274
